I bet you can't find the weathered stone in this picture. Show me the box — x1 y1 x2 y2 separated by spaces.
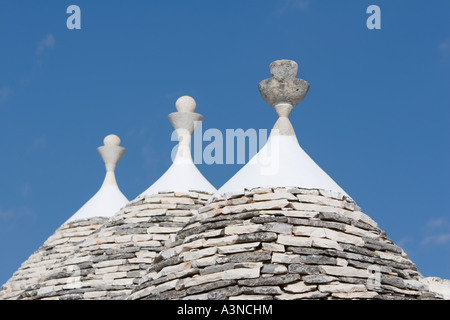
303 275 338 284
182 272 223 289
318 212 352 225
404 279 427 291
288 264 320 275
336 258 348 266
237 232 278 243
275 291 330 300
321 266 369 279
363 238 403 254
318 189 344 200
380 275 409 290
262 242 285 252
8 185 441 302
253 192 297 201
126 271 141 278
283 281 317 293
300 255 337 265
224 224 262 235
199 263 235 276
238 274 300 287
151 289 187 300
272 252 302 264
331 291 378 299
226 197 250 206
221 268 260 281
155 262 192 279
318 283 367 293
261 264 288 275
191 256 217 268
186 280 237 295
204 235 239 247
245 187 273 195
250 216 288 224
381 284 421 296
337 277 368 285
286 246 331 256
311 238 343 251
146 226 182 234
216 251 272 264
285 188 319 195
241 286 282 295
229 294 273 300
217 242 260 254
288 218 346 232
207 286 241 300
281 211 318 219
277 234 312 247
181 247 217 261
222 199 289 214
263 223 293 234
202 212 261 224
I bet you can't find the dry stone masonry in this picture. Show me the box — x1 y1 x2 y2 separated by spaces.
15 96 216 300
1 60 448 300
20 191 212 300
129 187 441 300
0 217 108 300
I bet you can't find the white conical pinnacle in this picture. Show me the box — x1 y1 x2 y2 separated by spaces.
137 95 216 196
97 134 126 186
168 96 203 164
64 134 128 224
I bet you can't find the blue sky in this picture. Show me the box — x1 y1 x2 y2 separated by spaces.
0 0 449 286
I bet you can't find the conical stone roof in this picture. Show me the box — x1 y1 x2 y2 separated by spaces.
128 61 443 300
0 218 108 300
2 62 448 301
19 97 217 300
0 135 129 300
130 187 440 300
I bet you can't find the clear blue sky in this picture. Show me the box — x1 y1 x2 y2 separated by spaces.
0 1 449 286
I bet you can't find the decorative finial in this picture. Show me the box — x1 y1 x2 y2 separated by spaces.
175 96 197 113
258 59 310 135
258 59 310 108
270 60 299 81
97 134 126 185
103 134 121 147
64 135 128 224
169 96 203 163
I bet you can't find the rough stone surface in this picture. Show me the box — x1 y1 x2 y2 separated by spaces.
126 188 443 300
0 217 108 300
2 187 445 300
4 191 212 300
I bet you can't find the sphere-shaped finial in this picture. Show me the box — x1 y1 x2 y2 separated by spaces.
175 96 196 113
103 134 121 147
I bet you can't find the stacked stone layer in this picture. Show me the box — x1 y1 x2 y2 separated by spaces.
129 187 441 300
0 217 107 300
21 191 211 300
